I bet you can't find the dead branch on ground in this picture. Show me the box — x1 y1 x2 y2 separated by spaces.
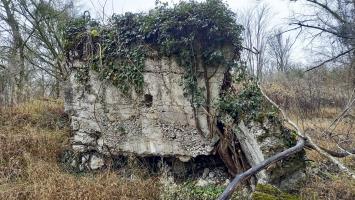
218 137 306 200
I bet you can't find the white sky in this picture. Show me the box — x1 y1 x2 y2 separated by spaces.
82 0 299 21
81 0 308 63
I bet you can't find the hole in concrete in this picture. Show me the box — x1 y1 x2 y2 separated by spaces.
109 154 228 182
175 155 228 181
144 94 153 107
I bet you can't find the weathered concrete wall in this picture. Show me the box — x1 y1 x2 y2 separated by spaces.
64 57 224 169
64 55 305 189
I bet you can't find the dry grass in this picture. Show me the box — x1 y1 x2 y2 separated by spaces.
0 100 160 200
299 174 355 200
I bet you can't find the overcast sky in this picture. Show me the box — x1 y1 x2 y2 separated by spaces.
81 0 308 63
82 0 300 21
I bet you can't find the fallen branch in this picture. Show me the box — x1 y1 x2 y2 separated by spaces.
316 145 355 158
258 82 303 136
217 137 306 200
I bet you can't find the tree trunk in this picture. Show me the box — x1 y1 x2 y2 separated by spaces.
2 0 26 104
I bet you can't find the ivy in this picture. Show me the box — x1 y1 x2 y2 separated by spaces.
64 0 274 124
217 83 264 123
216 64 276 123
64 0 243 100
88 13 146 94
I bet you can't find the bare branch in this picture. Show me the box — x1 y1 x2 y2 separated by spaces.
305 48 355 72
305 0 346 23
291 22 354 39
315 145 355 157
241 46 259 55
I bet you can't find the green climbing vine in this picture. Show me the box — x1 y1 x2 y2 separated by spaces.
216 63 277 124
63 0 281 131
64 0 243 103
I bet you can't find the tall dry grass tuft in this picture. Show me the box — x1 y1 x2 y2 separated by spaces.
1 160 160 200
0 99 69 130
300 174 355 200
0 100 160 200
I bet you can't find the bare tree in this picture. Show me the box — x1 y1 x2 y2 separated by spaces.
0 0 27 104
267 29 293 72
18 0 74 97
0 0 76 104
239 4 272 80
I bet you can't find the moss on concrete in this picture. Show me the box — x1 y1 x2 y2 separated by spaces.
252 184 299 200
